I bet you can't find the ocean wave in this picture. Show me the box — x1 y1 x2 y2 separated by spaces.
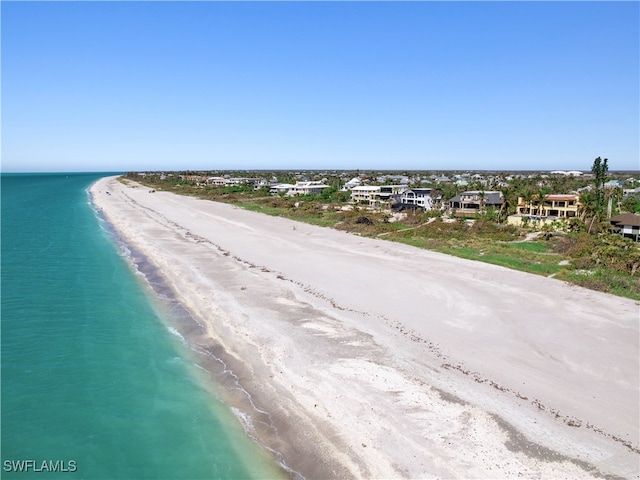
166 326 189 348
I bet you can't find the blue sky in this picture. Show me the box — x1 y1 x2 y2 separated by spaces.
2 1 638 172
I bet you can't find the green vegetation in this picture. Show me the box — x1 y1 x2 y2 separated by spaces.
591 156 609 219
125 168 640 301
231 202 284 217
621 193 640 214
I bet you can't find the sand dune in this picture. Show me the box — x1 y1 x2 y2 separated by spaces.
91 176 639 479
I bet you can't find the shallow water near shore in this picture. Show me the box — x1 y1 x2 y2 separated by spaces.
1 173 284 479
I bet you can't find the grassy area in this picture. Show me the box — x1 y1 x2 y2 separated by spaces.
437 245 564 276
560 267 640 298
386 235 565 277
231 201 284 217
505 241 550 253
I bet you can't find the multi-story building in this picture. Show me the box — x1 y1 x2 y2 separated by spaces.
516 194 580 219
350 185 407 206
396 188 434 211
206 176 227 186
448 191 503 217
286 181 331 196
270 181 330 196
610 213 640 242
350 186 382 204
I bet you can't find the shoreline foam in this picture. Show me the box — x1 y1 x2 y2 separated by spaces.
90 176 639 479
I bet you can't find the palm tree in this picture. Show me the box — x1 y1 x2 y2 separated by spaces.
537 187 550 217
604 184 622 218
478 190 486 214
521 189 535 215
499 185 517 222
578 190 600 233
578 191 596 221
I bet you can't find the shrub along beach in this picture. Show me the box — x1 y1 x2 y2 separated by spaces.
91 174 638 479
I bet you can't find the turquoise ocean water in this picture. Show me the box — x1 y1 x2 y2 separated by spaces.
1 173 284 479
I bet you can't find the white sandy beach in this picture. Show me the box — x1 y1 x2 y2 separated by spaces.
91 176 639 479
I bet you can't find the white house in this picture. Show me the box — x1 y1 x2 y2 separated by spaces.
350 185 408 205
206 177 227 186
398 188 434 210
287 181 331 196
377 185 407 203
270 183 295 195
623 187 640 198
350 186 381 204
271 181 330 196
341 177 362 190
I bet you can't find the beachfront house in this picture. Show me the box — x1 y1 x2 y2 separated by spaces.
270 183 295 195
610 213 640 242
350 185 407 206
379 185 407 203
448 191 503 217
507 194 580 226
206 176 228 186
518 194 579 218
286 181 331 196
270 181 331 196
394 188 434 211
350 186 381 205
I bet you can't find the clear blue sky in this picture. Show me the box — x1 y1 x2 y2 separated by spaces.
2 1 638 172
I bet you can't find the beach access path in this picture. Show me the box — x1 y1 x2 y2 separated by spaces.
91 176 639 479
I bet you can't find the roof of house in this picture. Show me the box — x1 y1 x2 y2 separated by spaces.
293 181 327 187
449 191 503 205
610 213 640 227
403 188 432 195
545 194 579 201
485 192 503 205
551 170 583 176
604 180 623 187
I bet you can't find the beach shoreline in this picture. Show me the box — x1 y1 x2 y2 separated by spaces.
90 175 639 479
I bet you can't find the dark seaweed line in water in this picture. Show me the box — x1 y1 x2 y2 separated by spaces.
121 188 640 457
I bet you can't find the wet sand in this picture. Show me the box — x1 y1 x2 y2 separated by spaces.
91 176 639 479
